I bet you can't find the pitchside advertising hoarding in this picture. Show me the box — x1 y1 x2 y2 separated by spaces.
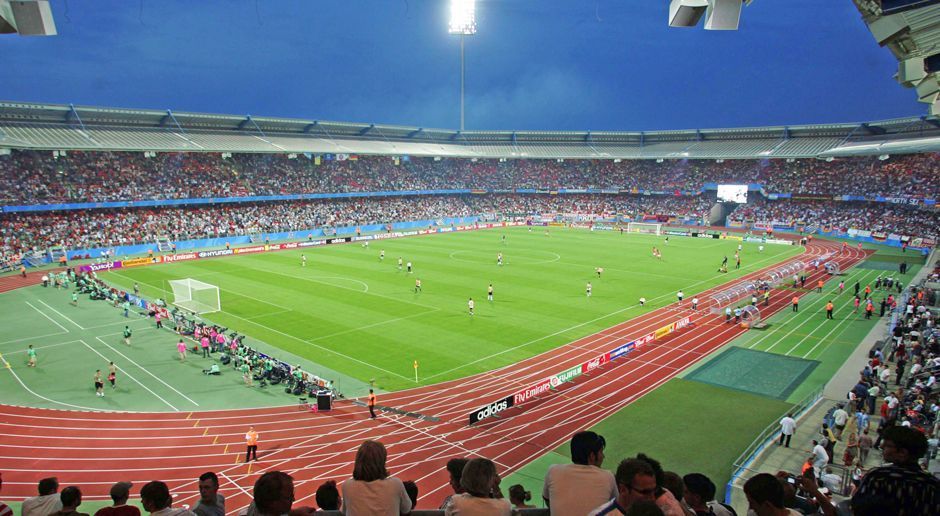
467 316 691 425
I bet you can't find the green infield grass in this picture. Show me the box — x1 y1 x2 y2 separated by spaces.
94 227 800 391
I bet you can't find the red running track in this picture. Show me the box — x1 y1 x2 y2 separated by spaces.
0 239 869 513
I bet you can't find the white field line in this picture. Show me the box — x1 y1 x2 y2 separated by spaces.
422 250 799 382
94 335 200 406
79 339 179 412
35 299 86 329
25 301 71 333
750 268 880 353
114 276 414 381
0 330 70 347
0 353 107 412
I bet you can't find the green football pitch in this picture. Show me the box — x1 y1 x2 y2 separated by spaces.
96 227 800 391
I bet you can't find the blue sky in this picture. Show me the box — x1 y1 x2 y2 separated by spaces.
0 0 922 131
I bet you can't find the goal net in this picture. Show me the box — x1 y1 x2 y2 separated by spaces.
626 222 663 235
169 279 221 314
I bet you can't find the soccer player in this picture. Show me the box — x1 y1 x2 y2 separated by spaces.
380 249 385 261
735 255 741 270
123 326 132 346
737 243 743 252
26 344 37 367
487 284 494 302
639 297 646 306
758 245 764 253
406 261 413 273
586 282 592 297
664 236 669 245
414 278 422 293
94 370 104 397
595 267 603 278
301 254 306 267
397 257 403 271
497 253 503 266
468 297 475 316
71 291 78 306
108 362 117 388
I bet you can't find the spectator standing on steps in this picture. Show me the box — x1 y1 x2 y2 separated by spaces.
779 413 796 447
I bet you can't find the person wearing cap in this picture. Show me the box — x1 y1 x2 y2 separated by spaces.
94 482 140 516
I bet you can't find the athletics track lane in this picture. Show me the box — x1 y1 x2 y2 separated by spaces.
0 240 869 513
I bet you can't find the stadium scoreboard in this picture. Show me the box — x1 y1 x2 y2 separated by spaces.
717 184 748 203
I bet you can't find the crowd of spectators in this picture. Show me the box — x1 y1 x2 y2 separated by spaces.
0 194 712 256
728 198 939 241
1 150 938 205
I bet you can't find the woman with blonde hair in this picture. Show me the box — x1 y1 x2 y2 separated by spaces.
444 458 511 516
340 440 412 515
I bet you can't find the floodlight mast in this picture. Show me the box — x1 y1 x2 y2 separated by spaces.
449 0 476 132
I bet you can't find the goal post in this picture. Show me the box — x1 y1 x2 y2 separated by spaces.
626 222 663 235
169 279 221 314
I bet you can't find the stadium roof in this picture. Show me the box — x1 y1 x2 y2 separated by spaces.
2 101 940 159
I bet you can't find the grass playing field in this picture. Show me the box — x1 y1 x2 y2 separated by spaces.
100 227 801 391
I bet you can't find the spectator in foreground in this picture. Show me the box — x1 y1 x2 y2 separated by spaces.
633 454 686 516
402 481 418 513
543 431 617 515
140 481 195 516
251 472 301 516
314 480 340 512
589 458 657 515
94 482 140 516
681 473 735 516
193 472 225 516
742 473 796 516
22 477 63 516
507 484 535 509
444 458 511 516
438 458 469 509
851 426 939 516
0 473 10 516
340 440 412 516
51 487 89 516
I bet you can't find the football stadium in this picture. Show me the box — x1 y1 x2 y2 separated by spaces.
1 2 939 516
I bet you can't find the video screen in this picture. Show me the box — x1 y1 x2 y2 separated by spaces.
717 184 748 204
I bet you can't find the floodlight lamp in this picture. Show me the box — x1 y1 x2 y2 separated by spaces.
449 0 477 35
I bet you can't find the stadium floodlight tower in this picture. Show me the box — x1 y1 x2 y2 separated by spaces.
449 0 476 132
